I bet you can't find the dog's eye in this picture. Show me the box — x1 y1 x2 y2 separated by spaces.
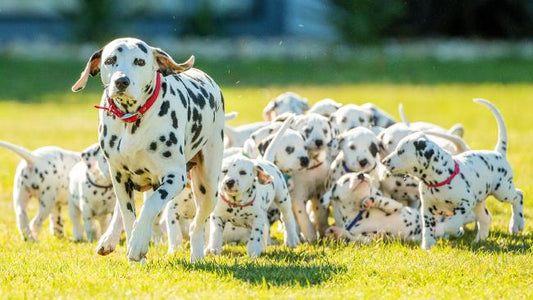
285 146 294 154
342 117 347 123
222 169 228 174
350 145 356 150
134 58 145 66
359 117 364 123
104 56 116 65
323 129 328 135
239 170 247 175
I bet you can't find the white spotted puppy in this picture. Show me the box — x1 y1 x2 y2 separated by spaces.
382 99 524 249
68 143 115 242
322 172 426 243
0 141 80 241
206 119 300 257
262 92 309 121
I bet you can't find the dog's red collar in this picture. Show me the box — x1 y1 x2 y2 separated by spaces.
425 160 460 188
219 192 256 208
307 161 324 170
95 72 162 123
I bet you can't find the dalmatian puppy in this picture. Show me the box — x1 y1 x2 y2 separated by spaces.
308 98 342 117
288 113 336 240
206 119 300 256
329 104 372 135
322 172 426 243
0 141 80 241
262 92 309 121
382 99 524 249
399 104 464 137
72 37 224 262
242 122 283 158
360 103 396 128
68 143 115 242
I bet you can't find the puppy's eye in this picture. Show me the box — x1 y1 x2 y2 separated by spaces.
350 145 356 150
285 146 295 154
323 129 328 135
342 117 347 123
222 169 228 174
359 117 364 123
134 58 145 66
239 170 247 175
104 56 117 65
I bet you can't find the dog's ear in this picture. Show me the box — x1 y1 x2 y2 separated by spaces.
72 49 102 92
254 165 273 185
262 101 277 122
152 47 194 76
298 98 310 112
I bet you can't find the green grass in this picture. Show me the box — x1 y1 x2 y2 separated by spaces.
0 57 532 299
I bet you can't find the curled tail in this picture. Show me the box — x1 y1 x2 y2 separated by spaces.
398 103 410 126
0 141 37 164
262 116 294 162
474 98 508 155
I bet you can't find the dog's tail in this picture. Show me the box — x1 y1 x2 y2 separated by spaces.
225 112 238 121
448 123 465 137
262 115 294 163
423 131 470 153
398 103 410 126
474 98 508 155
0 141 37 164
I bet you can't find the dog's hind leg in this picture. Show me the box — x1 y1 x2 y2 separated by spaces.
492 181 524 234
189 146 223 262
472 200 491 242
13 183 32 241
29 191 56 240
49 202 64 238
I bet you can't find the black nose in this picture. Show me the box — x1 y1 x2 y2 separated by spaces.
300 156 310 167
315 140 323 147
359 159 368 168
115 77 130 91
357 172 365 180
225 179 235 189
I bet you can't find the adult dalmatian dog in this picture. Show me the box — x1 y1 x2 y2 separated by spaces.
382 99 524 249
72 37 225 262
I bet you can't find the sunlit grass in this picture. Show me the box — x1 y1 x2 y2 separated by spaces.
0 83 532 298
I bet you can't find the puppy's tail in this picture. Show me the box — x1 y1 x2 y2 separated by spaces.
423 131 470 153
0 141 37 164
398 103 410 126
262 115 294 162
224 112 238 121
474 98 508 156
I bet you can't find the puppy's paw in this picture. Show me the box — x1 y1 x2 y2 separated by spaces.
204 247 222 256
361 198 375 209
325 226 344 239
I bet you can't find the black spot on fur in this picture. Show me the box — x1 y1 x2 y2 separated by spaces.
136 43 148 53
171 111 178 129
159 100 170 116
158 189 168 200
162 151 172 158
199 185 206 194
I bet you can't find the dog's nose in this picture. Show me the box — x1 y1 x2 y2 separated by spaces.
299 156 310 167
225 179 235 189
359 159 368 168
315 139 323 147
115 76 130 91
357 173 365 180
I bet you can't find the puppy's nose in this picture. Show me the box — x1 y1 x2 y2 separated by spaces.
115 76 130 91
359 159 368 168
357 173 365 180
299 156 310 167
315 139 323 147
225 179 235 189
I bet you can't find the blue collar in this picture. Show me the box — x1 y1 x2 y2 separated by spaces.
342 161 354 173
345 210 365 231
283 173 291 183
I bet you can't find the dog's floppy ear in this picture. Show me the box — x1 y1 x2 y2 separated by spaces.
254 165 273 185
263 101 277 122
152 47 194 76
72 49 102 92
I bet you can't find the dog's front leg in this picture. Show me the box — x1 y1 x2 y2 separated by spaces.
420 196 437 250
96 201 123 255
247 214 268 257
128 169 186 262
109 170 136 243
205 212 225 256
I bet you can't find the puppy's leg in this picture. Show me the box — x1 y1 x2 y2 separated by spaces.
189 146 222 262
325 226 373 243
69 196 83 242
492 179 525 234
310 198 329 238
165 198 183 254
472 200 491 242
274 191 300 247
205 212 225 255
96 201 123 255
49 203 64 237
13 186 32 241
82 207 98 242
29 191 56 240
291 186 316 242
439 200 475 239
247 214 268 257
128 170 186 262
420 197 437 250
362 195 403 214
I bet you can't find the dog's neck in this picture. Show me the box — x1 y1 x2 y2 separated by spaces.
416 147 456 186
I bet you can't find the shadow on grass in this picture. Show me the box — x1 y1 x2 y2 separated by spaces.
169 248 346 286
448 229 533 254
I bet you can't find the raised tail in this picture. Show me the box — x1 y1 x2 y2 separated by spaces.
262 116 294 162
474 98 508 155
424 131 470 153
0 141 37 164
398 103 410 126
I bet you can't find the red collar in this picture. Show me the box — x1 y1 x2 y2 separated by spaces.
220 192 256 208
425 160 460 188
95 72 162 123
307 161 324 170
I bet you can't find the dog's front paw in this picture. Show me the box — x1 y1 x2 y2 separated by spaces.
509 216 525 234
285 233 300 248
247 243 262 257
127 226 151 262
421 238 436 250
325 226 344 239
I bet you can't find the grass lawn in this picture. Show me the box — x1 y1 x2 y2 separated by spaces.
0 57 532 299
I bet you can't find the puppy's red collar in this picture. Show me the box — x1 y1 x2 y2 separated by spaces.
220 192 256 208
425 160 460 188
95 72 162 123
307 161 324 170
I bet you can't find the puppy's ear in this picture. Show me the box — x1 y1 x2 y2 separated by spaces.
257 138 273 156
72 49 102 92
369 141 379 157
298 98 310 112
320 186 334 207
152 47 194 76
80 148 93 168
254 165 273 185
262 101 277 121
